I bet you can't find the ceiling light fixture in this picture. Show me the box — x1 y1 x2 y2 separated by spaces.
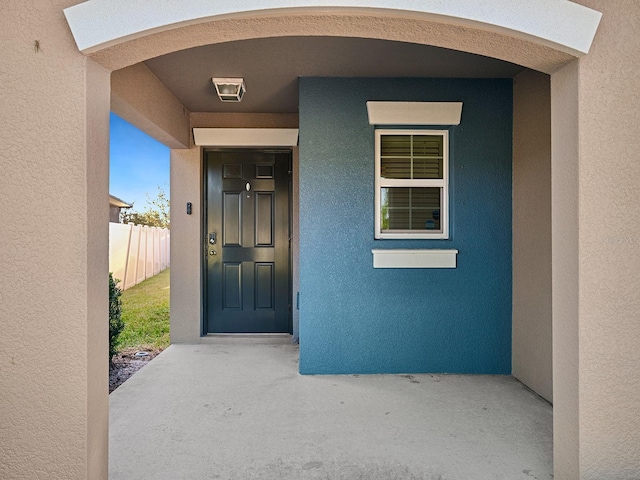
212 77 246 102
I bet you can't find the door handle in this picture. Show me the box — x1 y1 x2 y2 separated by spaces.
209 249 217 256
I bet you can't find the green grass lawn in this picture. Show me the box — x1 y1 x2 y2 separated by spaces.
118 268 170 351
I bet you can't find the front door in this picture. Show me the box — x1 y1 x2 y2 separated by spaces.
205 150 291 333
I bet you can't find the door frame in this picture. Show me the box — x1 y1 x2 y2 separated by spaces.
201 147 294 336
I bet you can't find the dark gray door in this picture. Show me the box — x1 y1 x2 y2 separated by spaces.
205 150 291 333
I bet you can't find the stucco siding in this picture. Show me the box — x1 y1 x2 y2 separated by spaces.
111 63 191 149
0 1 109 478
170 146 203 343
86 58 111 480
551 60 581 480
512 70 553 403
575 0 640 478
298 77 512 374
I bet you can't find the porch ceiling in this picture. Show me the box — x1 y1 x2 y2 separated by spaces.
144 36 525 114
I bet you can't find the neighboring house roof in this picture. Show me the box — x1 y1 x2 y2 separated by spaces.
109 194 132 209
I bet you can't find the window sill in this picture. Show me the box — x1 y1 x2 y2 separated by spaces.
376 232 449 240
372 249 458 269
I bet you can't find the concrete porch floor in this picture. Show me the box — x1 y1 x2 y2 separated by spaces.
109 337 553 480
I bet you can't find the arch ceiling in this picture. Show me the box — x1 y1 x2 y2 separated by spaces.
65 1 601 73
142 37 523 114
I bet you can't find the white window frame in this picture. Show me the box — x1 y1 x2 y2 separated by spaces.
375 129 449 239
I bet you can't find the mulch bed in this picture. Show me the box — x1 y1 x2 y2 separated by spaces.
109 348 163 393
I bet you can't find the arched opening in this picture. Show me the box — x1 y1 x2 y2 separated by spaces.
62 2 600 477
15 2 640 479
109 33 551 376
109 36 553 477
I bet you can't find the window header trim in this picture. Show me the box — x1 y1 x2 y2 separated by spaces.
367 102 462 126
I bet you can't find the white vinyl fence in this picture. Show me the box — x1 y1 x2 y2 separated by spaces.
109 222 170 290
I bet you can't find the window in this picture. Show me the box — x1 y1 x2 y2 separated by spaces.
375 130 449 239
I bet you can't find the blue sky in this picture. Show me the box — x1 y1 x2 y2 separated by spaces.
109 113 169 210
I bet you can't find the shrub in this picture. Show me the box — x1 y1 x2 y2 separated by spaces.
109 273 125 362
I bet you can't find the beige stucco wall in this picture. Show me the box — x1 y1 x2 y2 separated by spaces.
0 1 109 479
85 58 111 480
111 63 190 149
551 59 581 480
169 144 203 343
574 0 640 477
512 70 553 403
551 1 640 477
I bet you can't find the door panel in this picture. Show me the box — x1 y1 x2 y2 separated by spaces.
223 192 242 246
255 193 274 246
255 263 275 310
205 150 290 333
222 263 242 310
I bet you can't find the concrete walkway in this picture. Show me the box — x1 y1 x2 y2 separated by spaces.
109 337 552 480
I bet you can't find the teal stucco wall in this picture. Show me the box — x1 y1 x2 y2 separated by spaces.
298 77 512 374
